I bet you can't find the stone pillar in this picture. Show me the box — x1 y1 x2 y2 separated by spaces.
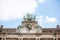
4 38 6 40
1 38 3 40
36 38 40 40
35 38 37 40
18 38 20 40
39 38 40 40
18 38 23 40
56 34 58 40
53 38 55 40
56 38 58 40
3 37 6 40
21 38 23 40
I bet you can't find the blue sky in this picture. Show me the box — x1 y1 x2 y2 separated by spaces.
0 0 60 28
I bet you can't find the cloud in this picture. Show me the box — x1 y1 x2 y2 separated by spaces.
0 0 37 20
37 15 57 27
38 0 47 3
36 15 44 25
46 16 57 23
0 0 47 20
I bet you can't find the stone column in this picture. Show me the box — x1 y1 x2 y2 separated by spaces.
56 38 58 40
39 38 40 40
18 38 23 40
53 38 55 40
37 38 40 40
35 38 37 40
21 38 23 40
1 38 3 40
4 37 6 40
36 38 40 40
56 34 58 40
18 38 20 40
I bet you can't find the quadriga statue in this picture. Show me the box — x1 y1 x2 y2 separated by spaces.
23 13 36 21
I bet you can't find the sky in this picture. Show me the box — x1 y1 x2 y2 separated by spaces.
0 0 60 28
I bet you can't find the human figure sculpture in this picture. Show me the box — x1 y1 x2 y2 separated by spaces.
23 13 36 21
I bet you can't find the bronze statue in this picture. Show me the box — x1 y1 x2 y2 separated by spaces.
23 13 36 21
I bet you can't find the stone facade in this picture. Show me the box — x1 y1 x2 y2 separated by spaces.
0 22 60 40
0 14 60 40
